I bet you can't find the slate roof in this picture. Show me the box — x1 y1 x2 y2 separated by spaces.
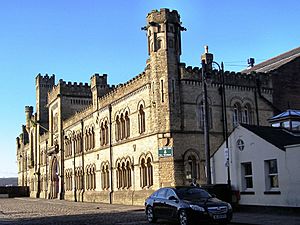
241 46 300 73
240 124 300 150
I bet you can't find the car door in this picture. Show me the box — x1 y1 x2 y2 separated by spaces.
153 188 168 218
164 188 179 219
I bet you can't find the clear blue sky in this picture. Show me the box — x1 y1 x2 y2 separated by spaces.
0 0 299 177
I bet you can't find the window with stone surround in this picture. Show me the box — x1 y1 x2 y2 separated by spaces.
233 103 242 127
65 169 73 191
140 156 153 188
197 100 213 130
138 105 146 134
86 164 96 191
101 162 110 190
242 103 253 125
116 159 132 189
125 111 130 138
115 115 121 141
184 150 200 182
100 121 108 146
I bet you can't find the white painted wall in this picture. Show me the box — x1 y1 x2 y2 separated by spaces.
212 125 300 207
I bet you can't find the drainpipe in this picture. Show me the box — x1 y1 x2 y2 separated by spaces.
108 104 113 204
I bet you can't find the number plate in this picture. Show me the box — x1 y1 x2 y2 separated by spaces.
213 214 227 220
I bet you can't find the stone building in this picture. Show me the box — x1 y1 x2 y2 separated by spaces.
16 9 274 205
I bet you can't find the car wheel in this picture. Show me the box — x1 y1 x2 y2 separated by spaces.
179 209 189 225
146 206 157 223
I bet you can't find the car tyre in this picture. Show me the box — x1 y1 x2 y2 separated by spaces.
146 206 157 223
179 209 189 225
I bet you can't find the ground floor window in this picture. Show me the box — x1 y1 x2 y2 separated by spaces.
65 169 73 191
241 162 253 190
86 165 96 190
140 156 153 188
265 159 279 189
101 163 110 190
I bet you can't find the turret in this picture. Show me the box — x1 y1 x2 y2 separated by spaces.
25 106 33 132
145 8 185 63
90 74 110 110
143 9 185 132
36 74 55 132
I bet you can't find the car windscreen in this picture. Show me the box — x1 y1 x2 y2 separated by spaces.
175 188 211 200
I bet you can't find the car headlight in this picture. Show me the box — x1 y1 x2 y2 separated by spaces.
227 203 232 211
190 205 205 212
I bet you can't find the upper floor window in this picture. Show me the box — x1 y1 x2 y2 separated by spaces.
120 114 125 140
198 101 213 130
100 121 109 146
125 111 130 138
115 116 121 141
138 105 146 134
242 104 253 125
233 103 241 127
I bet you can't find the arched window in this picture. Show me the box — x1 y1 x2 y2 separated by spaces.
140 158 146 188
187 156 198 180
91 127 95 149
147 158 153 187
92 166 96 190
116 116 120 141
126 161 132 188
184 151 201 183
104 121 108 145
120 114 125 140
140 156 153 188
125 111 130 138
198 100 213 129
233 103 241 127
242 104 252 125
139 105 145 134
101 163 110 190
85 130 89 151
100 122 105 146
122 162 126 188
116 162 121 189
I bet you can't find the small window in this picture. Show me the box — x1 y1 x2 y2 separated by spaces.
241 162 253 190
265 159 279 189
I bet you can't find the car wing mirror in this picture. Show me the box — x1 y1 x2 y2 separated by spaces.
211 194 216 198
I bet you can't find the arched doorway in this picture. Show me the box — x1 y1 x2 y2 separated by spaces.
50 157 59 199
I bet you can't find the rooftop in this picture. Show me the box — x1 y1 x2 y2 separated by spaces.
241 124 300 150
241 46 300 73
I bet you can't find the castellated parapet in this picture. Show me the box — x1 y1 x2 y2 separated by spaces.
179 63 272 90
147 8 180 24
35 73 55 86
98 71 148 107
48 79 91 105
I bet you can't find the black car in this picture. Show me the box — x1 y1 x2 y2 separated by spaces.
145 186 232 225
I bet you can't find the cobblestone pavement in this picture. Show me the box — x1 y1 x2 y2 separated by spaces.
0 198 242 225
3 198 299 225
0 198 149 225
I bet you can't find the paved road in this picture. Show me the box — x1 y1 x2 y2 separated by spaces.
0 198 242 225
